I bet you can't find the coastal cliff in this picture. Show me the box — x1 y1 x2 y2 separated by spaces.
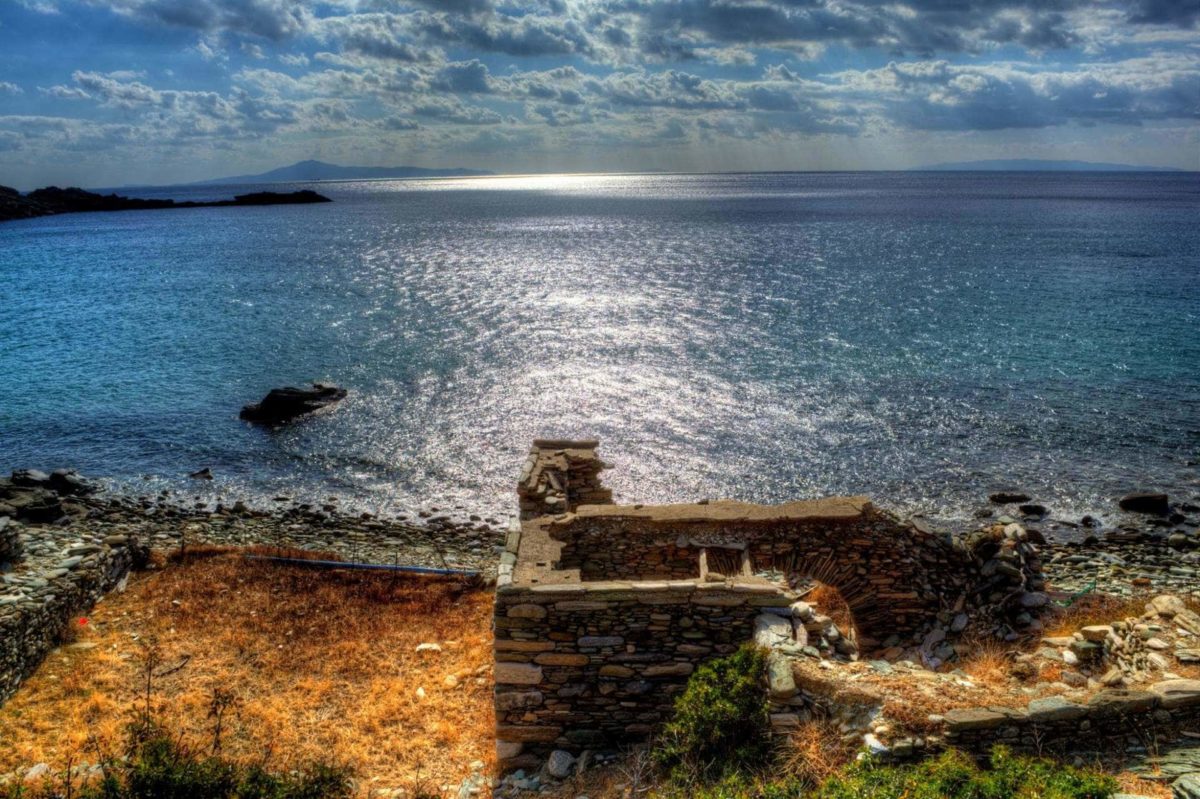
0 185 330 223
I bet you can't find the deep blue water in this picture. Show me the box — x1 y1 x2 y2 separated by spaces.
1 172 1197 526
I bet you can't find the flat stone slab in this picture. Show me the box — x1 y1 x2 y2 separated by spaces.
495 662 543 685
945 707 1018 732
557 496 872 525
1026 696 1088 723
1087 689 1159 716
1151 679 1200 709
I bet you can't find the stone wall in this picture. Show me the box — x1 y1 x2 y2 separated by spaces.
0 517 20 565
494 571 790 770
495 440 1053 772
943 680 1200 759
544 502 982 647
517 441 611 520
0 526 144 703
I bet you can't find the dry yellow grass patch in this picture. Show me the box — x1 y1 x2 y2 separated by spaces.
1040 592 1158 639
0 547 496 794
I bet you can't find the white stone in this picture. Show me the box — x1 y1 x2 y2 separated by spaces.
754 613 793 648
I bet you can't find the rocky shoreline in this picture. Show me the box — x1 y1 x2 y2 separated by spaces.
3 468 1197 598
1 469 506 573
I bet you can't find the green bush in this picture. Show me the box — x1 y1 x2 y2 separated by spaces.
3 721 354 799
655 644 771 781
811 747 1116 799
649 744 1117 799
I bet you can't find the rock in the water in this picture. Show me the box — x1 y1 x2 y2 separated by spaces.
989 491 1030 504
1119 492 1170 515
240 384 347 424
189 467 214 480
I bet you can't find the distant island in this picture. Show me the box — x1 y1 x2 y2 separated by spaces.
0 185 331 223
919 158 1186 172
196 159 494 185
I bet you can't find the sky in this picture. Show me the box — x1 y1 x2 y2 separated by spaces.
0 0 1197 188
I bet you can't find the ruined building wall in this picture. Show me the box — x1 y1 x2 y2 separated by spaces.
497 440 1049 771
1 535 143 703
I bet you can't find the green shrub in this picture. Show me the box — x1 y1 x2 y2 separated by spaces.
655 644 771 781
812 747 1117 799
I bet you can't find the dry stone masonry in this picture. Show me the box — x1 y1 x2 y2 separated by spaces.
0 520 146 703
494 440 1053 772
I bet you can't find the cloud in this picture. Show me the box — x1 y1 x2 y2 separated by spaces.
89 0 312 40
432 60 494 93
829 55 1200 130
0 82 24 95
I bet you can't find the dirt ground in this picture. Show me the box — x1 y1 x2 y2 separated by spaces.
0 548 496 797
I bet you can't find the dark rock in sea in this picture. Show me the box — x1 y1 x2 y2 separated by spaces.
1080 515 1100 528
0 185 331 223
989 491 1030 504
1119 492 1170 515
240 384 347 424
1019 503 1046 518
9 468 95 496
189 467 214 480
49 468 97 496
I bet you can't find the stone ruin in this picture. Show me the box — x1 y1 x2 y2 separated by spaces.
494 440 1049 772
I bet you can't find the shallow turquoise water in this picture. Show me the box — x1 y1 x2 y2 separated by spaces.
1 171 1197 524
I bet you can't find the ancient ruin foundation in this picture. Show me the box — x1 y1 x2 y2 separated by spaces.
494 439 1050 771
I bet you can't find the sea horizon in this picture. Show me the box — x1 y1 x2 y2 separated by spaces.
3 170 1197 533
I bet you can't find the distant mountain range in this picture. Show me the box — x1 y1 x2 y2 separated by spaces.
195 159 494 185
919 158 1186 172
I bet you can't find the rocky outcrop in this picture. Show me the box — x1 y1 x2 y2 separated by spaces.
0 185 331 223
240 384 347 424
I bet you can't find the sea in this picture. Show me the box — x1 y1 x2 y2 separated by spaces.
1 171 1197 528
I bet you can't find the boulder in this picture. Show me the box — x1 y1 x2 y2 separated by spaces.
1119 493 1170 515
544 750 575 779
240 384 347 424
49 469 96 496
989 491 1030 504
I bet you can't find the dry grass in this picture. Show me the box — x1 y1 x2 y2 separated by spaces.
779 717 856 787
1112 771 1173 798
1040 592 1156 638
806 582 856 639
0 547 495 795
954 636 1017 690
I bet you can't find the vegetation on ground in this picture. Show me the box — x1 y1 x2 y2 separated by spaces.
0 548 494 793
654 644 771 782
2 718 353 799
645 645 1124 799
